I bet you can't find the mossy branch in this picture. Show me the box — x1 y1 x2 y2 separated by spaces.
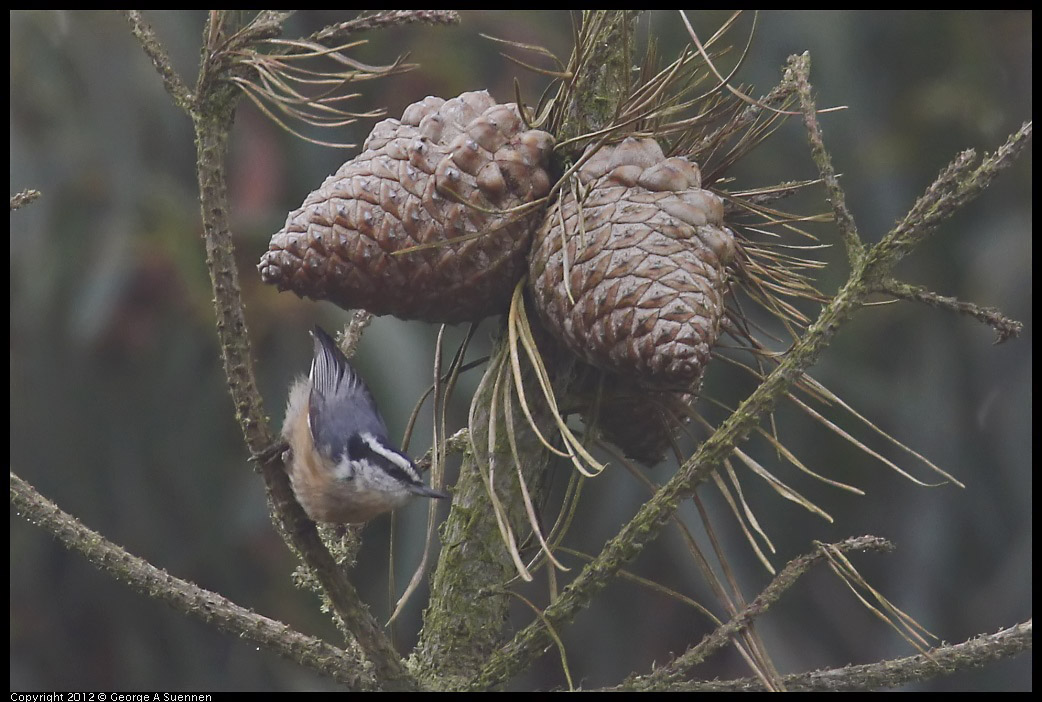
309 10 460 44
10 472 378 688
617 536 896 689
121 10 194 111
874 279 1023 343
631 620 1032 691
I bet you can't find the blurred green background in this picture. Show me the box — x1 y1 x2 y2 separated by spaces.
10 10 1030 691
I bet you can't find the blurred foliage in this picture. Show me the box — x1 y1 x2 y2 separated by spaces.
10 10 1030 691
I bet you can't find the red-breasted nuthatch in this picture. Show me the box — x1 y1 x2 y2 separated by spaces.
282 325 449 523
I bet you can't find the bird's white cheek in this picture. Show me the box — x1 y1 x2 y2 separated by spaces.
332 461 356 482
336 460 413 501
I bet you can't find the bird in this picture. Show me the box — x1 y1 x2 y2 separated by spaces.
281 325 449 523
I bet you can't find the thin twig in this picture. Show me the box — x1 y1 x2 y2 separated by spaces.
121 10 194 111
311 10 460 44
617 536 895 689
10 189 41 210
875 278 1023 344
788 52 863 264
625 620 1032 691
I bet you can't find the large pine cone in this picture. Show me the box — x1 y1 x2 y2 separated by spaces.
528 137 735 388
259 91 554 323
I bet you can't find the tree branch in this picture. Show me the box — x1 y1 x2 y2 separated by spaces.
874 278 1023 344
790 51 864 264
10 471 377 688
121 10 194 111
617 536 896 689
648 620 1032 691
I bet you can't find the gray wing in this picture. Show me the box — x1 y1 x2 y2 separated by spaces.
308 326 391 461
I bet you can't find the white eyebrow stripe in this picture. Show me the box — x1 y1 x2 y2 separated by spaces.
359 432 422 482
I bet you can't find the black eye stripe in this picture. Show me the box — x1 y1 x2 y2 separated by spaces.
347 434 421 486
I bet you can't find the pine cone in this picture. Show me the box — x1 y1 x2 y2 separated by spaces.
570 363 698 465
593 386 697 465
528 137 735 388
259 91 554 323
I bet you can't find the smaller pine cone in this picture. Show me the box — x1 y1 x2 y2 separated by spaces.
528 137 735 388
568 361 698 465
592 385 697 465
259 91 554 323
